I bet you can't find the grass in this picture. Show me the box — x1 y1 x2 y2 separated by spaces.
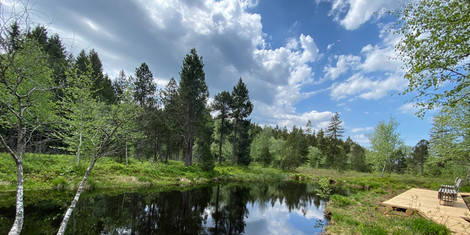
0 153 461 234
0 153 289 191
296 167 454 234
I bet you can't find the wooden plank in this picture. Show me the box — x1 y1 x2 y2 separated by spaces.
382 188 470 234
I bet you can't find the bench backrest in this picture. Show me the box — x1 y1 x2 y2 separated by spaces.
455 178 463 192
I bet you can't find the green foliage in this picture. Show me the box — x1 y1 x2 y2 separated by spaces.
0 38 56 132
259 145 273 167
133 62 156 107
277 126 308 170
315 177 331 198
396 0 470 115
51 177 68 190
429 100 470 170
410 217 450 235
178 48 209 166
307 146 322 168
368 117 404 176
330 194 354 207
231 78 253 166
359 224 387 235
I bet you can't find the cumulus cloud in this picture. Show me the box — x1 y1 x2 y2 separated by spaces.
323 54 361 80
398 103 419 115
326 28 406 101
330 73 407 100
133 0 325 129
323 0 401 30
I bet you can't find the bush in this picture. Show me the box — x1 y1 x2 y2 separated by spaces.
315 177 331 198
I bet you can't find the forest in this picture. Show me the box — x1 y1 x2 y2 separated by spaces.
2 22 467 179
1 0 469 234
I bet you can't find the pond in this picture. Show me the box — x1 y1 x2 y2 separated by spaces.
0 182 341 234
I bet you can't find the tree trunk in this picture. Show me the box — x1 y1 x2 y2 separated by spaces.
381 161 387 178
153 133 158 163
466 165 470 186
9 114 26 235
57 155 98 235
218 118 224 165
184 135 193 166
125 136 128 167
8 157 24 235
76 128 82 165
232 119 238 166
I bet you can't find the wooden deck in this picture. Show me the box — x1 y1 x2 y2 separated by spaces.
382 188 470 234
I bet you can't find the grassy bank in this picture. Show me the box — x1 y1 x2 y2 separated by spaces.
0 153 288 192
296 167 464 234
1 153 465 234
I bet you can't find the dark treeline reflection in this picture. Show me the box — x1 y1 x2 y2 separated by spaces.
0 182 334 234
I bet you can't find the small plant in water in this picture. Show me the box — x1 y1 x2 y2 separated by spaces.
316 177 331 198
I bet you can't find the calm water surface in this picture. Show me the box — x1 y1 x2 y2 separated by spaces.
0 182 338 234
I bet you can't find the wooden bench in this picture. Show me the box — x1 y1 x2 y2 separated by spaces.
438 177 462 206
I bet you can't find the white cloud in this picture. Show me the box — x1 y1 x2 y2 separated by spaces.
351 134 370 146
323 54 361 80
31 0 328 131
325 0 401 30
330 73 407 100
398 103 419 115
360 30 403 72
350 127 373 133
326 26 407 101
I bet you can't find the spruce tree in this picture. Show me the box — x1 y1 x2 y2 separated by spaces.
133 62 156 107
326 112 345 170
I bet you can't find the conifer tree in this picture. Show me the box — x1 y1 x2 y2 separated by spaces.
212 91 232 164
178 48 209 166
230 78 253 166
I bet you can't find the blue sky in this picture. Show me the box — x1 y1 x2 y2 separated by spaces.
12 0 433 146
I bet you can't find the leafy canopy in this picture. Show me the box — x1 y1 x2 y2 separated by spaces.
396 0 470 116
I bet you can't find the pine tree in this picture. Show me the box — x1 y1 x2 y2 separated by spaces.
178 48 209 166
212 91 232 164
230 78 253 166
162 77 183 162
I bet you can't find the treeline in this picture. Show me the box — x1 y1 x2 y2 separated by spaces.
3 23 460 178
1 23 372 172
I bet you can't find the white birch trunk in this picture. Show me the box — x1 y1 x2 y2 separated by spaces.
57 156 97 235
8 159 24 235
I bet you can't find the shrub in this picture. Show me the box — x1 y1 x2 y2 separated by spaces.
315 177 331 198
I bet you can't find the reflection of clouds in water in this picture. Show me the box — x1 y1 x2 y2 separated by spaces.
203 198 328 234
245 199 327 234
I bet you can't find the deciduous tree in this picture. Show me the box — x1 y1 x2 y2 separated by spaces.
368 117 403 177
396 0 470 115
0 32 56 235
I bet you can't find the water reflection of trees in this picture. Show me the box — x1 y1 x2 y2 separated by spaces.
0 182 329 234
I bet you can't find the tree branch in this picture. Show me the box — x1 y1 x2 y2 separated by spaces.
0 133 18 162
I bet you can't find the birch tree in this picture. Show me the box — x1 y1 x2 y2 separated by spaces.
368 117 403 177
396 0 470 116
0 28 56 235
